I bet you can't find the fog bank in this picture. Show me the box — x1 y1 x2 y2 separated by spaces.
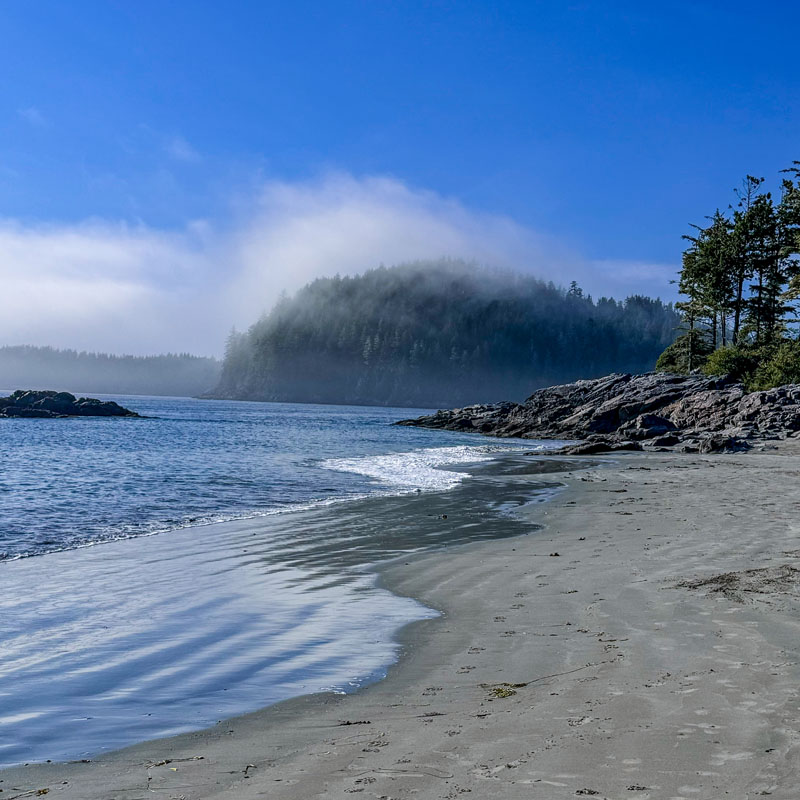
0 173 675 356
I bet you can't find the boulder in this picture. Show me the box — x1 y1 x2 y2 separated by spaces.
650 433 681 447
698 436 751 454
560 439 643 455
0 390 138 419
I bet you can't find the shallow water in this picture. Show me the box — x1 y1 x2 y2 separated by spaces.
0 397 568 767
0 396 503 561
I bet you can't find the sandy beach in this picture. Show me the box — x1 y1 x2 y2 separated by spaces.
6 445 800 799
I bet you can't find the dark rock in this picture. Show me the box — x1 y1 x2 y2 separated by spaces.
396 371 800 453
0 390 138 419
635 413 677 434
561 439 643 455
2 405 64 418
699 436 752 454
450 417 475 430
33 391 79 414
649 433 681 447
610 440 645 452
618 413 678 440
561 440 616 455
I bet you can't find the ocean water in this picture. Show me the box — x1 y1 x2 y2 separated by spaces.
0 396 566 767
0 395 499 561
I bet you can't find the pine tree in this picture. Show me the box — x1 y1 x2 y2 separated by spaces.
730 176 763 344
658 163 800 388
674 246 709 371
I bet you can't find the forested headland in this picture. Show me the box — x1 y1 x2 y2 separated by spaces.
212 260 678 408
656 162 800 389
0 346 221 398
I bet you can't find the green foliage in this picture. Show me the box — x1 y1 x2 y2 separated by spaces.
655 330 713 374
215 260 679 407
657 162 800 390
702 345 759 384
751 339 800 390
692 340 800 391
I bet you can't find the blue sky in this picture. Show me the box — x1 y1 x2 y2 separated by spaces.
2 1 799 354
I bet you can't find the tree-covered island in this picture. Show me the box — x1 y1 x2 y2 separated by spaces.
212 260 677 408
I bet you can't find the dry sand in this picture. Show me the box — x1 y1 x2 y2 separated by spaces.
6 445 800 799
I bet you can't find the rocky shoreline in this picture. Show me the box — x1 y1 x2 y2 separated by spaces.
396 371 800 454
0 390 139 419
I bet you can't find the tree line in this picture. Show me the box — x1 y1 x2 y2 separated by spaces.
213 260 678 408
0 345 221 397
656 163 800 388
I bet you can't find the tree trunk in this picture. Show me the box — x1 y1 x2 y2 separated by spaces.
756 270 764 343
734 273 745 344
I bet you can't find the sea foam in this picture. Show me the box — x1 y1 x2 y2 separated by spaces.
323 443 532 492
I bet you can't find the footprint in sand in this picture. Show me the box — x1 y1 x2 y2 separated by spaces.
710 750 754 766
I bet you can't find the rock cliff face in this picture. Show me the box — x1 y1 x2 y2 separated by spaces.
0 390 139 419
396 372 800 453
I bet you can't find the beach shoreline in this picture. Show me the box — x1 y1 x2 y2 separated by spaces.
6 445 800 798
0 448 570 768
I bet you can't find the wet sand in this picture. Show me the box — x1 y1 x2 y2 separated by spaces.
0 454 568 767
6 446 800 798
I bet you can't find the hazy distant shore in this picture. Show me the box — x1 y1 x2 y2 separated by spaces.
6 446 800 798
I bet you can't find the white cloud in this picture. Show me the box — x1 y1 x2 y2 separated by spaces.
0 172 676 356
0 221 224 355
165 135 201 162
228 173 577 324
17 107 47 127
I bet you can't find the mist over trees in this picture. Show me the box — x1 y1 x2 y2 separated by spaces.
213 260 678 408
656 163 800 389
0 346 221 397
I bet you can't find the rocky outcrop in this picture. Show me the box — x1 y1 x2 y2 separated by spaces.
0 390 139 419
396 372 800 453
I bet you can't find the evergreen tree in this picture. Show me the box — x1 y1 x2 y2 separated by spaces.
674 245 708 371
213 260 678 407
730 176 763 344
657 163 800 389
